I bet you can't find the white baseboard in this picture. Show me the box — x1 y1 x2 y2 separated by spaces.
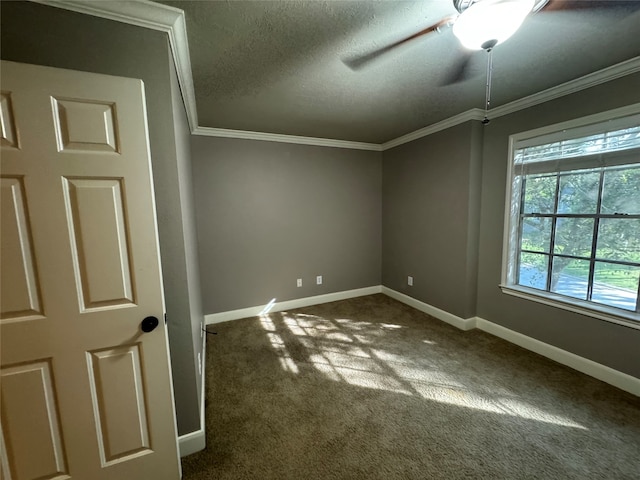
202 286 638 398
474 317 640 397
178 333 207 457
205 286 383 324
379 288 638 396
381 287 477 331
178 428 205 458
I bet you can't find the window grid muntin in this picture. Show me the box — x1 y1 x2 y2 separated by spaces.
586 169 604 301
546 173 561 292
520 249 640 269
515 165 640 314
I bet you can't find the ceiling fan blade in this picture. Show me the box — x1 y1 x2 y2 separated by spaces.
542 0 640 12
343 15 456 70
439 50 474 86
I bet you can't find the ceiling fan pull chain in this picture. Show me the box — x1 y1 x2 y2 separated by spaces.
483 47 493 125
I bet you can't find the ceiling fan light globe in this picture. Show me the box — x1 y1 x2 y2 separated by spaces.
453 0 534 50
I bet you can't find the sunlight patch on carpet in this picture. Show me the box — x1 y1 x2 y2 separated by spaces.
262 312 588 430
266 332 299 374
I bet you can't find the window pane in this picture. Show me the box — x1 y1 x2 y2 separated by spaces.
557 171 600 214
523 175 556 214
520 217 552 253
596 218 640 263
592 262 639 311
550 257 590 300
553 218 594 257
518 252 548 290
601 166 640 215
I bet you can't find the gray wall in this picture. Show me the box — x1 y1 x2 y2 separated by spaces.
380 73 639 379
382 121 483 319
476 72 640 378
1 1 202 435
190 137 382 314
168 49 205 426
191 74 639 379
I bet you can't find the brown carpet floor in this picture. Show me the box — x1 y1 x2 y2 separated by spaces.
182 294 640 479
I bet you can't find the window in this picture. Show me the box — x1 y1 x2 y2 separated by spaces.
502 106 640 327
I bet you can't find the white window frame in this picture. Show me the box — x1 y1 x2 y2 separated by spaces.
501 103 640 330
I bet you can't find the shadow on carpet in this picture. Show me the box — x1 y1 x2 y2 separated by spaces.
182 294 640 479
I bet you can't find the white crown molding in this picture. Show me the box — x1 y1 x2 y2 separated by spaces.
488 56 640 120
34 0 199 131
35 0 179 31
35 2 640 151
381 109 486 151
194 57 639 150
193 126 382 151
381 57 640 150
162 6 198 132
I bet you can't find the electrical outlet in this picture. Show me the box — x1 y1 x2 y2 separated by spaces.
316 275 322 285
297 278 303 287
408 276 413 286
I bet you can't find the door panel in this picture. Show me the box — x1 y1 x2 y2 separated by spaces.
87 344 150 466
0 177 43 320
0 92 19 148
0 360 69 480
52 98 119 153
0 61 180 479
63 177 134 310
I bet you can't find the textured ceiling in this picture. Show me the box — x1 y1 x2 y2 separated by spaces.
159 0 640 144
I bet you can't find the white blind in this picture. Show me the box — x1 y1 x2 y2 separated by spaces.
513 116 640 176
514 126 640 165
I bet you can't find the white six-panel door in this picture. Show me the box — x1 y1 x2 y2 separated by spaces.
0 61 180 480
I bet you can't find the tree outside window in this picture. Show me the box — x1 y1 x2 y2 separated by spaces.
503 114 640 324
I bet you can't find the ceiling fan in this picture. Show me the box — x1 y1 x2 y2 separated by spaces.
343 0 601 84
344 0 628 123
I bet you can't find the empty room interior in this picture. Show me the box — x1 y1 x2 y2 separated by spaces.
1 1 639 479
